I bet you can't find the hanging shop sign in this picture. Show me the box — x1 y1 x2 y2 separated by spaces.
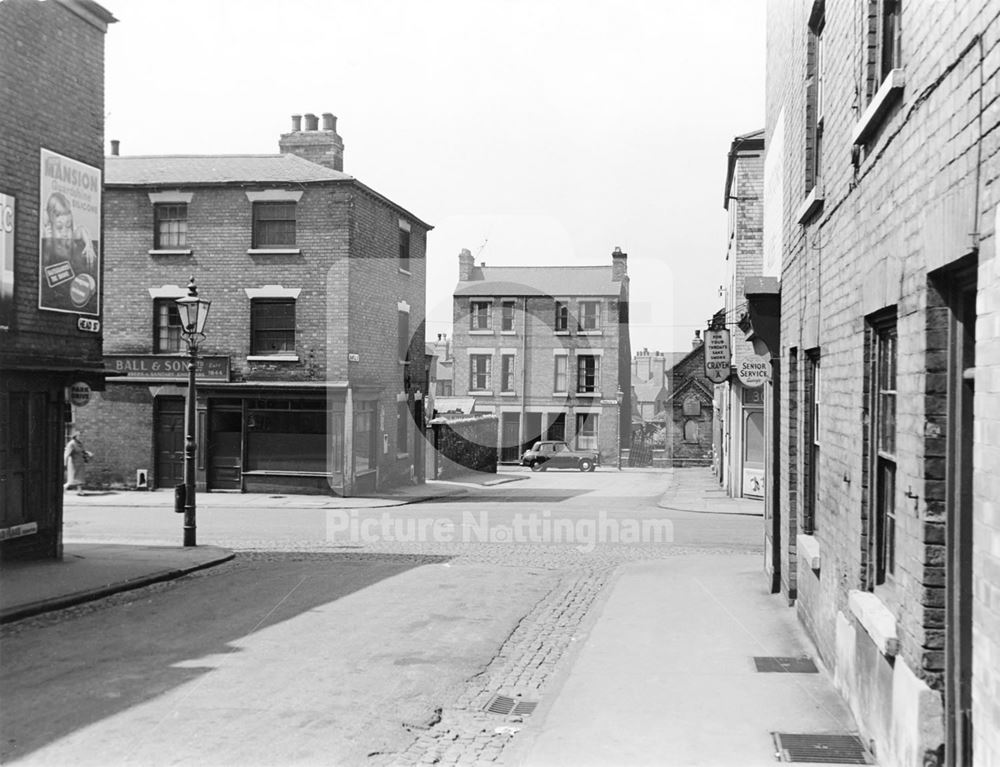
703 328 732 384
736 355 771 388
1 192 14 332
69 381 92 407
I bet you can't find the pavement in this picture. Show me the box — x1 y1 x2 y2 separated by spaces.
658 465 765 516
0 468 866 766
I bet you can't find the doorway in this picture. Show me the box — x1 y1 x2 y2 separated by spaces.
942 264 976 767
154 398 185 489
208 406 242 490
500 412 521 463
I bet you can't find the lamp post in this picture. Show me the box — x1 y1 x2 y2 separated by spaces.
175 276 211 547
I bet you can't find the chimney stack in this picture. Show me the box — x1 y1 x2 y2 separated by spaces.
279 111 345 171
612 246 628 282
693 329 703 349
110 139 120 156
459 248 475 281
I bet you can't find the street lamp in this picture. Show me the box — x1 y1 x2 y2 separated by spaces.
175 276 211 547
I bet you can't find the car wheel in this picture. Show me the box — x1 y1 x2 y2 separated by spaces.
530 461 543 472
579 459 593 472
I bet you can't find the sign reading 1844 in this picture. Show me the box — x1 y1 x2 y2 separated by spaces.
105 355 230 382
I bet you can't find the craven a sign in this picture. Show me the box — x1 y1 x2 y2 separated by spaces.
703 328 732 384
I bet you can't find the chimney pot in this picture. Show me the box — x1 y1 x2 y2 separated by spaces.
304 113 318 130
322 113 337 131
291 114 302 131
110 139 120 156
612 247 628 281
459 248 475 281
480 261 486 267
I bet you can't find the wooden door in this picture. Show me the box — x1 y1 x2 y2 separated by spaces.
155 399 185 489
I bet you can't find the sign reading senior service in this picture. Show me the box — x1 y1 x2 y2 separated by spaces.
38 149 101 316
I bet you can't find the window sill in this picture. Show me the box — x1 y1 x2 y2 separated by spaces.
552 392 569 397
851 68 905 146
149 248 193 256
247 248 301 256
469 329 493 335
847 589 899 657
796 182 825 224
576 391 601 398
398 268 411 276
499 391 517 397
577 330 603 336
470 390 494 396
797 533 821 571
396 452 410 460
554 330 570 335
500 330 517 335
247 355 300 362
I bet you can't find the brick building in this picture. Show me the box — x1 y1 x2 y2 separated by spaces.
76 113 430 496
751 2 1000 765
450 248 631 465
0 0 116 559
716 129 767 499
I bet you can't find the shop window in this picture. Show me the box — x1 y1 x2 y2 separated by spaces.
354 400 377 472
153 298 183 353
575 413 598 451
245 402 326 472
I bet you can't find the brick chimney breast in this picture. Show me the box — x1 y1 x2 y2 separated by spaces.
459 248 474 281
279 112 345 171
612 246 627 282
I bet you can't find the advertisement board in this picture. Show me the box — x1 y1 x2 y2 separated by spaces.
38 149 101 316
703 328 732 384
0 192 13 331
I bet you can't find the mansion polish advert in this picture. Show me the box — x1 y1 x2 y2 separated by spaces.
38 148 101 315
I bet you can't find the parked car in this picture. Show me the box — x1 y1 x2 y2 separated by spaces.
520 440 599 472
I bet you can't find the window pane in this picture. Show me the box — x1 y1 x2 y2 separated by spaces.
555 301 568 331
576 413 598 450
399 227 411 271
155 204 187 249
154 299 182 353
253 202 296 247
554 356 567 392
252 300 295 354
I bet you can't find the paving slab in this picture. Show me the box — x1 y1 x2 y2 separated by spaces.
658 467 764 516
506 555 866 767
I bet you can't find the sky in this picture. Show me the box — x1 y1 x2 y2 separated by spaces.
103 0 765 355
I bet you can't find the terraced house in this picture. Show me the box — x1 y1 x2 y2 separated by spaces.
450 248 631 464
752 2 1000 765
75 113 430 495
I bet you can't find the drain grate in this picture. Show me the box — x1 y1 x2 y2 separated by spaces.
754 656 819 673
485 694 538 717
773 733 873 764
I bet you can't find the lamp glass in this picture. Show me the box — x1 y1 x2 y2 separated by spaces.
176 296 211 335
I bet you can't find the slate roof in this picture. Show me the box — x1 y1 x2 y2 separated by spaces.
106 154 353 186
455 266 619 297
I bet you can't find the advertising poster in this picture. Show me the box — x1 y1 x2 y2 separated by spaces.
38 149 101 316
0 192 13 331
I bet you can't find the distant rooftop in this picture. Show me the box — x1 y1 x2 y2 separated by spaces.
455 265 619 297
105 154 353 186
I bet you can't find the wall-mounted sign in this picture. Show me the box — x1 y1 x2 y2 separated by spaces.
737 356 771 388
348 353 360 362
0 522 38 541
105 355 230 382
703 328 732 384
70 381 91 407
0 192 14 332
77 317 100 333
38 149 101 316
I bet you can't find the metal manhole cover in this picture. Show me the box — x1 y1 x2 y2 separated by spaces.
773 733 873 764
485 695 538 717
754 656 819 673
